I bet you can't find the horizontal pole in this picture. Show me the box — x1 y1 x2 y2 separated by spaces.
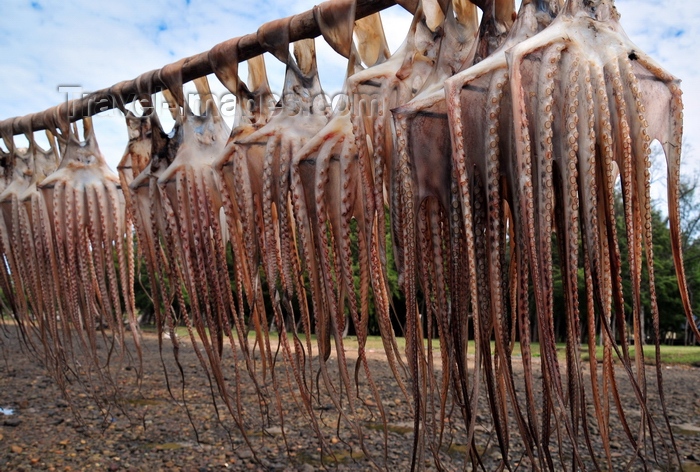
0 0 415 138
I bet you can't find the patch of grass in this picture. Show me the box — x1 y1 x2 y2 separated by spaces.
138 324 700 366
365 421 413 435
680 462 700 472
580 344 700 366
323 448 366 464
293 450 320 466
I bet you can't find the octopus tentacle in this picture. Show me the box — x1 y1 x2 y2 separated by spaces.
353 109 409 391
337 128 393 458
445 74 484 466
557 50 596 463
589 61 641 455
619 53 680 463
156 169 211 439
576 58 614 471
426 201 451 448
291 142 330 368
393 113 424 470
607 58 641 367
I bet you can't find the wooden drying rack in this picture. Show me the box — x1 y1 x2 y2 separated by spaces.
0 0 417 138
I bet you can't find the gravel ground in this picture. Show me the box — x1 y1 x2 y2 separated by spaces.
1 323 699 471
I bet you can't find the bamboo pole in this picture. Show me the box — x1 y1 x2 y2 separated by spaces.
0 0 416 137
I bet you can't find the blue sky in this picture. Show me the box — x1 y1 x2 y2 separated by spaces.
0 0 697 199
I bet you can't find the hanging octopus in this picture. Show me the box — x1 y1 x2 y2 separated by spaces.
318 0 461 420
0 135 35 326
0 118 60 353
210 35 301 444
290 7 407 462
119 70 183 338
232 31 327 339
150 62 266 450
214 14 346 455
390 0 511 465
16 126 61 355
0 127 27 320
347 0 445 287
209 41 276 379
122 69 230 442
443 0 689 468
34 108 139 407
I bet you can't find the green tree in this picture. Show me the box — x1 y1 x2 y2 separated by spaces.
611 165 700 345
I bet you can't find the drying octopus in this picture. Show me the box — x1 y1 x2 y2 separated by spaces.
213 31 340 457
120 71 236 440
390 0 522 465
214 11 360 454
209 45 290 450
141 63 268 446
0 0 694 469
348 0 445 289
441 0 689 468
209 44 276 374
318 0 464 415
290 8 408 459
211 44 276 376
0 120 57 342
120 70 184 341
116 70 187 376
0 127 29 321
17 129 61 341
30 110 140 405
335 8 474 426
0 134 35 324
0 120 59 348
444 1 571 468
234 34 326 365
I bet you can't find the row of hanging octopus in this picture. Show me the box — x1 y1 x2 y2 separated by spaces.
0 0 695 469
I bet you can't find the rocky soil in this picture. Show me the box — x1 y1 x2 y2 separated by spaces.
1 323 699 471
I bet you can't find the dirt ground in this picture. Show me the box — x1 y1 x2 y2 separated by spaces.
0 323 699 471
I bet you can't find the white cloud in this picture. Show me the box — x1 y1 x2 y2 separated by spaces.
0 0 695 184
